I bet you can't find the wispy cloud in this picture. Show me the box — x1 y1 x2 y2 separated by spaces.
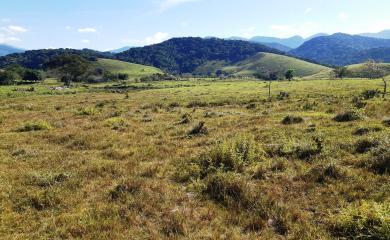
2 25 28 34
0 25 27 44
78 27 97 33
81 39 90 44
158 0 201 12
121 32 170 46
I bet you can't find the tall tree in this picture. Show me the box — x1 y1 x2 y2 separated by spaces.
362 60 388 98
45 54 91 85
285 69 295 81
333 67 349 79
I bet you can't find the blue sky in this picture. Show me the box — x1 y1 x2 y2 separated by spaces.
1 0 389 50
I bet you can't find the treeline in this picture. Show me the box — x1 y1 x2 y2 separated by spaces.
0 65 43 85
0 48 112 69
116 37 282 74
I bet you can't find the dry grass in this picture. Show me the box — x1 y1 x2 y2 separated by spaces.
0 78 389 239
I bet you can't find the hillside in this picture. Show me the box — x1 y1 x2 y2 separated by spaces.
290 33 390 66
212 52 331 78
0 48 113 69
96 58 162 78
0 44 24 57
116 37 282 74
346 62 390 78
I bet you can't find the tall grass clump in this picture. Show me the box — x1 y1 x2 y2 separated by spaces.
17 121 52 132
329 201 390 239
333 109 364 122
369 137 390 174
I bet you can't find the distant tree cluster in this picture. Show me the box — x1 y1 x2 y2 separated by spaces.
140 73 177 82
0 48 112 69
45 54 130 85
0 64 44 85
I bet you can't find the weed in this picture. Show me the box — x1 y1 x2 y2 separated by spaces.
281 115 304 125
334 109 364 122
16 121 52 132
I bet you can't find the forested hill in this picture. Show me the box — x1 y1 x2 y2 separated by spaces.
0 48 113 69
115 37 283 74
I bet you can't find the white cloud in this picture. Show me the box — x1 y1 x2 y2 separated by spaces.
305 8 312 14
2 25 28 34
78 27 97 33
81 39 90 44
0 34 21 44
338 12 350 20
121 32 170 46
268 22 320 38
65 26 72 30
158 0 201 12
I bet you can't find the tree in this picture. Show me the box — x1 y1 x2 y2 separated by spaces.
362 60 388 98
23 69 43 82
0 70 19 85
285 69 294 81
333 67 349 79
45 54 91 85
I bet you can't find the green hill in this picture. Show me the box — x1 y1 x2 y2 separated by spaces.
346 63 390 78
211 52 331 78
96 58 162 78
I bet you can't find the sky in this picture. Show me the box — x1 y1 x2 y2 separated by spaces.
1 0 390 50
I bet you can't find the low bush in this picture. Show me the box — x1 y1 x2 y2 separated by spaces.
329 201 390 239
109 179 142 201
76 107 99 116
353 127 382 136
361 89 381 100
17 121 52 132
281 115 304 125
104 117 129 131
188 121 208 135
370 138 390 174
355 138 379 154
333 109 364 122
178 113 192 124
383 118 390 127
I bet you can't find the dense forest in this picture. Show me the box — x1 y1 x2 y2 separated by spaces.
116 37 282 74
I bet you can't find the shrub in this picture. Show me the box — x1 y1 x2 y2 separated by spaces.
109 179 142 201
353 127 382 136
304 164 345 183
370 138 390 174
330 201 390 239
352 97 367 109
281 115 304 125
361 89 381 100
104 117 128 131
333 109 364 122
76 107 99 116
197 134 264 175
188 121 208 135
203 172 248 207
186 101 208 108
355 138 379 154
17 121 52 132
178 113 192 124
383 118 390 127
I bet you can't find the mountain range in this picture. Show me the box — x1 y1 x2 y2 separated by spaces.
290 33 390 66
0 44 24 57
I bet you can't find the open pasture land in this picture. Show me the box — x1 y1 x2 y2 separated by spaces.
0 78 389 239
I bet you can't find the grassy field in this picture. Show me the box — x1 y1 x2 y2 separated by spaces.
0 78 389 239
96 58 162 78
223 53 332 78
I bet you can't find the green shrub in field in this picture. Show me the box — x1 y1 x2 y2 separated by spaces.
281 115 304 125
353 127 382 136
198 133 264 175
17 121 52 132
330 201 390 239
76 107 99 116
370 137 390 174
104 117 129 131
383 118 390 127
355 138 379 154
333 109 365 122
